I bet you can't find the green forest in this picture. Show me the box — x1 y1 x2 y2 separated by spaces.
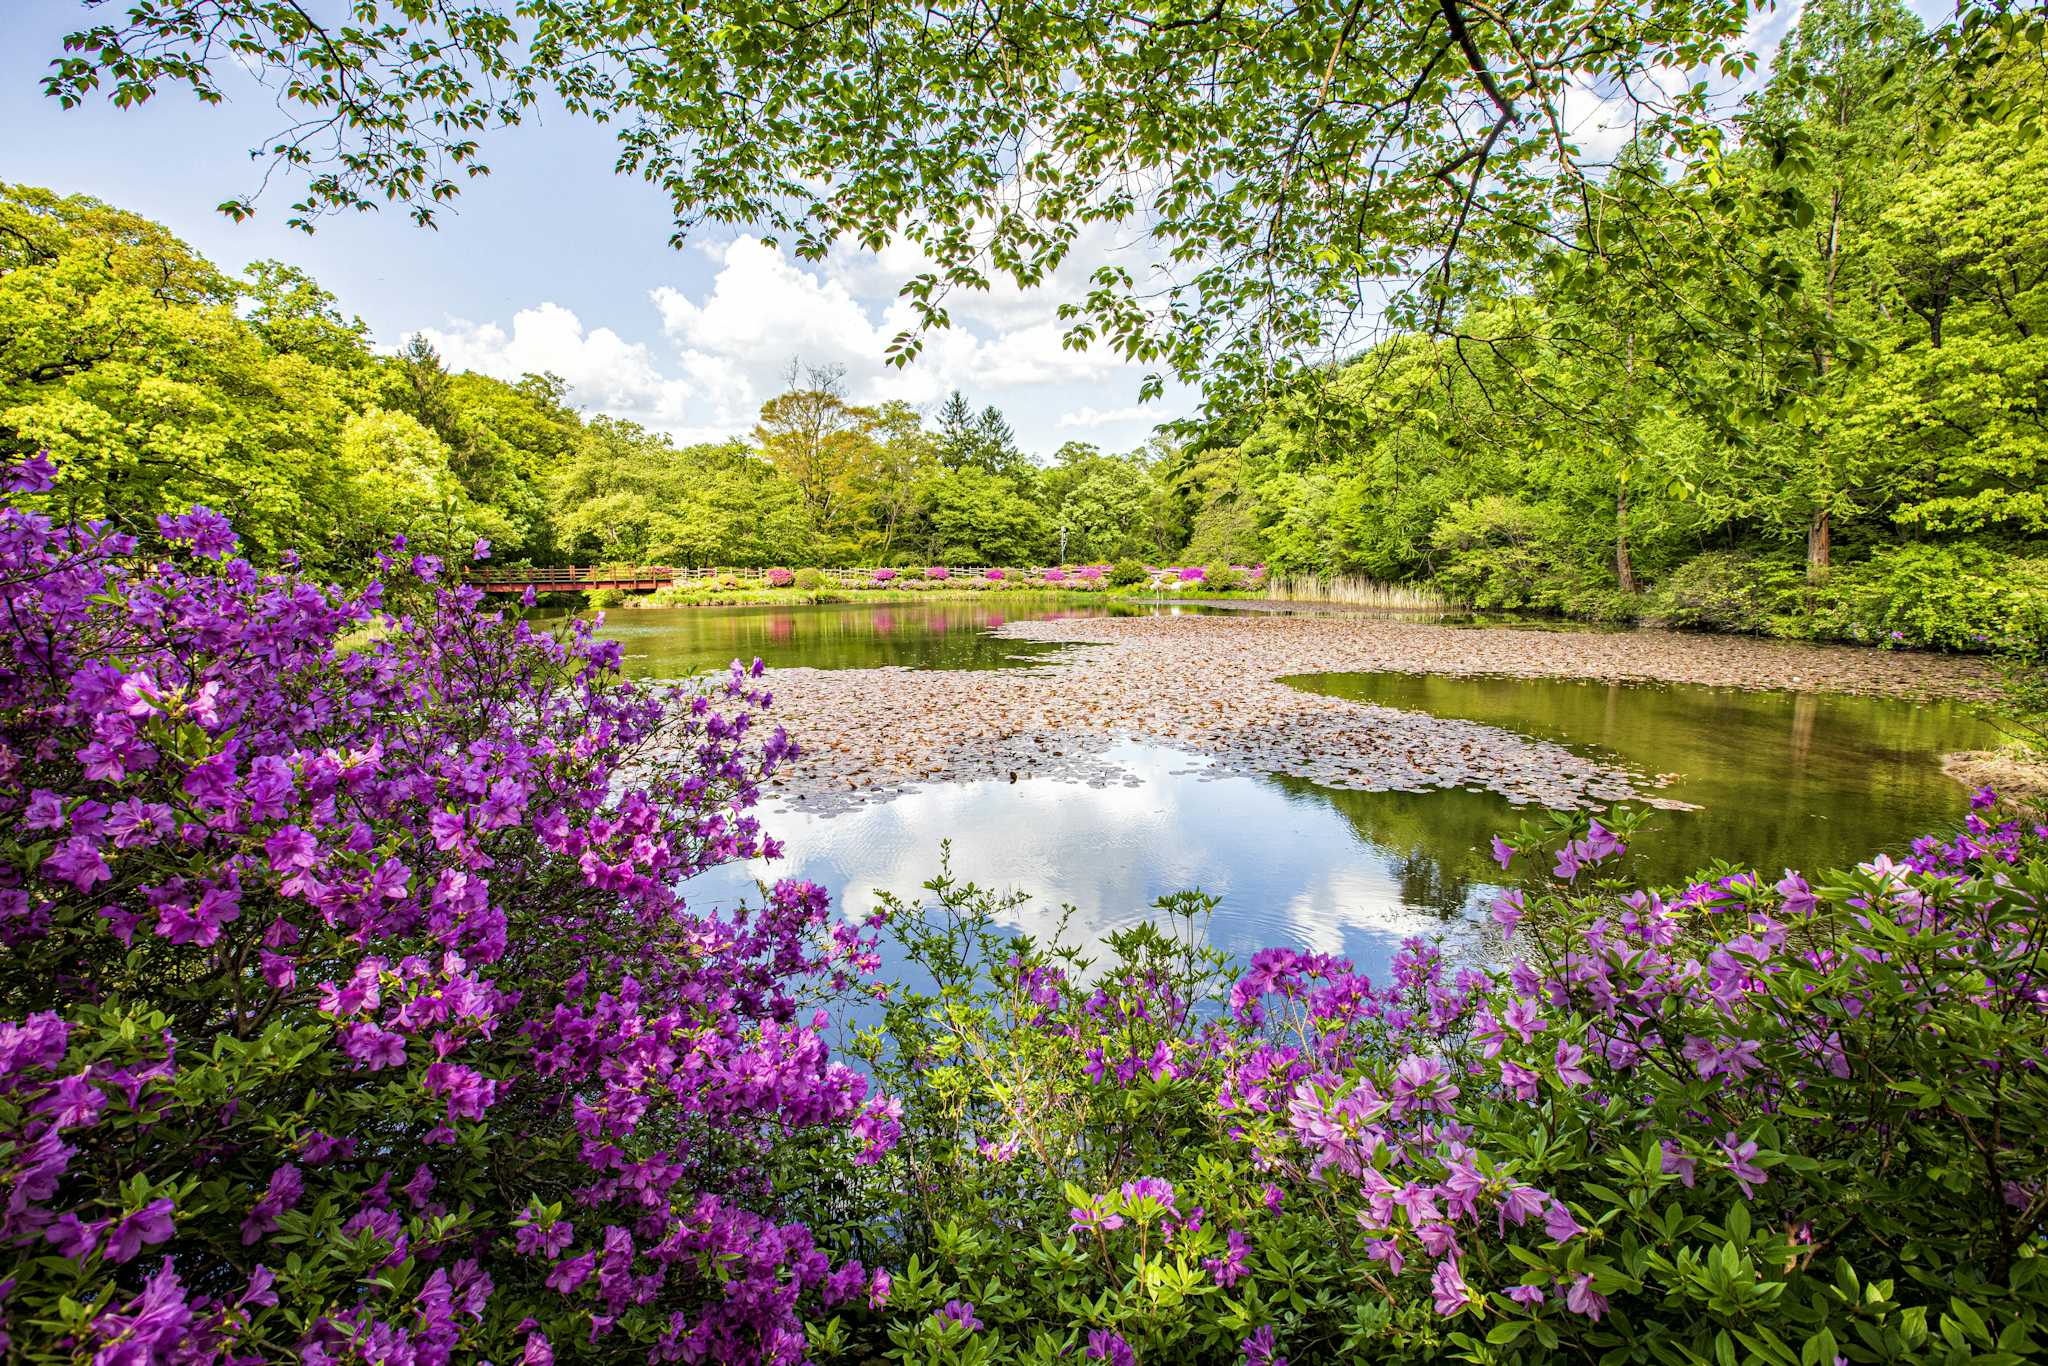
4 0 2044 652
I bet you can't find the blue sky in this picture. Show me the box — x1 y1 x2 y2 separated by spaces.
0 1 1945 455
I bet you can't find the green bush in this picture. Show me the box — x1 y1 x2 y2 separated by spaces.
1109 558 1149 587
1649 549 1807 634
1428 496 1572 609
585 586 626 608
794 566 825 591
1202 559 1242 591
1817 544 2048 652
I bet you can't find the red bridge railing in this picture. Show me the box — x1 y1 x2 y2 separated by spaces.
467 566 680 593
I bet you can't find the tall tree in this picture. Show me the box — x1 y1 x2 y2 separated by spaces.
753 363 875 537
933 391 979 472
1743 0 1925 580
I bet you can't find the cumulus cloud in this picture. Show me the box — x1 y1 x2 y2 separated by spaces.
1058 404 1163 431
415 235 1190 450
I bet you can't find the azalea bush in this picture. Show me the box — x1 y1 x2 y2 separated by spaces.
796 803 2048 1366
1109 560 1149 588
0 477 893 1364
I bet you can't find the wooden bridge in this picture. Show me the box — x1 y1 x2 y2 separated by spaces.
467 566 683 594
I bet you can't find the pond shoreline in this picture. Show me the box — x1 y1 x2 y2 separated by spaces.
728 614 1997 815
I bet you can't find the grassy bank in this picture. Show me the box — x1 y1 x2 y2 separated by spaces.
577 582 1276 609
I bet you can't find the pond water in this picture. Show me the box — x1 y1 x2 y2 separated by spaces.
608 603 1996 979
596 596 1217 674
1285 672 2000 890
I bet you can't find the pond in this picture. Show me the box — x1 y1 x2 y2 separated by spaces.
607 603 1997 979
594 596 1219 674
1285 671 2000 890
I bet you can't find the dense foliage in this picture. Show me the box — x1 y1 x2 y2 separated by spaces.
31 0 1796 413
1187 0 2048 650
0 483 893 1363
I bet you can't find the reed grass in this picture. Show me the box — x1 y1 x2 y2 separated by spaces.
1262 574 1449 610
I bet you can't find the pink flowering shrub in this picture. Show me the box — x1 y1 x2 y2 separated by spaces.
0 485 891 1362
925 567 950 581
872 568 897 583
1042 568 1067 583
984 568 1005 581
765 566 795 587
821 803 2048 1363
1073 566 1103 582
1177 565 1204 581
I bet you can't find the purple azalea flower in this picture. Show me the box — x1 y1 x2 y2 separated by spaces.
1553 1041 1593 1087
1205 1228 1250 1286
936 1299 983 1332
1242 1325 1286 1366
1720 1133 1768 1196
1087 1330 1135 1366
5 451 56 493
1565 1273 1609 1321
1431 1258 1474 1316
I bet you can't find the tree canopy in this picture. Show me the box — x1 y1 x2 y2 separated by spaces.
44 0 2041 418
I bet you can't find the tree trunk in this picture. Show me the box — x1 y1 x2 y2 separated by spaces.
1806 507 1832 584
1615 484 1635 594
1617 328 1637 595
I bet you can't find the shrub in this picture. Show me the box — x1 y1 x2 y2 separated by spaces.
925 566 950 581
1109 559 1148 587
1177 565 1205 582
872 567 897 583
1817 544 2048 652
1043 567 1068 583
1649 549 1806 634
807 800 2048 1365
1428 496 1571 609
1074 565 1103 582
586 586 626 609
1202 560 1241 591
0 487 892 1364
794 566 825 590
766 566 795 587
984 568 1005 581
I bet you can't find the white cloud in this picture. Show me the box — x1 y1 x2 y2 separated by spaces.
1058 404 1162 431
419 303 705 433
417 235 1193 451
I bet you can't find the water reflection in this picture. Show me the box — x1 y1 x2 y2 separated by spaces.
688 677 1994 981
590 596 1221 676
1286 671 1999 884
688 741 1501 981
